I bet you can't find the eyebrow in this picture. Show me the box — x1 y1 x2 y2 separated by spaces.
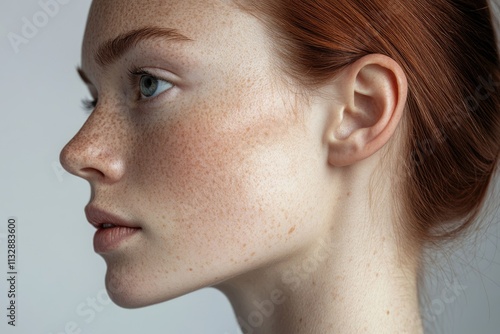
94 26 193 67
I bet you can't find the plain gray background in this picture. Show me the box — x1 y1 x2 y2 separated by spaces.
0 1 499 333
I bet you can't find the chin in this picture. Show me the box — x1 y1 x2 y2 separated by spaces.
102 265 160 308
105 280 176 309
106 290 146 309
104 274 150 308
103 266 201 309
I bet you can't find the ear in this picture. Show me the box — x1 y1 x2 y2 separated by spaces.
324 54 407 167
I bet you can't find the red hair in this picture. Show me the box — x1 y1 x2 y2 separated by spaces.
236 0 500 250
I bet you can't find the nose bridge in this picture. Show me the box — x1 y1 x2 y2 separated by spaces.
60 107 126 182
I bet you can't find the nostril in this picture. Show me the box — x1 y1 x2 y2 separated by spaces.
59 140 91 178
80 167 106 179
59 139 125 184
58 121 125 184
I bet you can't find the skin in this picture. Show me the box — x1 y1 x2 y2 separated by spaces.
60 0 423 333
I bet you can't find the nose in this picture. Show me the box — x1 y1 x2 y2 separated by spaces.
59 111 125 184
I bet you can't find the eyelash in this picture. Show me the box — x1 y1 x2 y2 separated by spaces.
80 67 173 112
81 98 97 113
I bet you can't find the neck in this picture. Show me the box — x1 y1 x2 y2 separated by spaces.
216 207 423 334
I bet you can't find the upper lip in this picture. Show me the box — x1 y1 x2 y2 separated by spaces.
85 205 140 229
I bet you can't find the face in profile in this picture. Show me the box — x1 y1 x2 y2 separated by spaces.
60 0 336 308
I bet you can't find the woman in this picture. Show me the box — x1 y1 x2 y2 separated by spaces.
60 0 500 333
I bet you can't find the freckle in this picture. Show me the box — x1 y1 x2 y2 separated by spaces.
288 226 296 235
376 272 379 277
347 191 352 196
299 318 303 323
189 268 193 271
373 250 377 255
386 310 390 315
250 252 255 256
176 256 180 260
243 243 247 248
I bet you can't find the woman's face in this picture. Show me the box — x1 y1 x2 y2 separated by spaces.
61 0 335 307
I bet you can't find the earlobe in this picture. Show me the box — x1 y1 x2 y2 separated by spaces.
325 54 408 167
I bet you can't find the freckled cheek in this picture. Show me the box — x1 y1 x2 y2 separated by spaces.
128 106 307 243
126 117 279 266
127 113 257 227
160 128 236 190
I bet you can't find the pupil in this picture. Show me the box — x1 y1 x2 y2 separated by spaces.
141 76 158 97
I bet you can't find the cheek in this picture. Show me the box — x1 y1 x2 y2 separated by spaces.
128 93 320 260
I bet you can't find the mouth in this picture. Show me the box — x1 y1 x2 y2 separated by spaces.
101 223 117 229
85 205 142 253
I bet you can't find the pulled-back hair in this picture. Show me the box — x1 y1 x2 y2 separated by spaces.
235 0 500 250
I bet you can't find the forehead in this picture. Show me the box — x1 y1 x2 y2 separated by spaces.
81 0 248 69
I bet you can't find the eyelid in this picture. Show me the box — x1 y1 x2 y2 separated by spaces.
127 67 175 102
79 73 99 112
79 67 176 113
81 97 98 113
81 85 98 113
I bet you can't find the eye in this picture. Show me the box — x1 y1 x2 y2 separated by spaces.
139 75 173 99
81 97 97 113
79 69 174 113
128 68 175 101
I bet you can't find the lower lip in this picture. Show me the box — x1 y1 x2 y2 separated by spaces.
93 227 140 253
